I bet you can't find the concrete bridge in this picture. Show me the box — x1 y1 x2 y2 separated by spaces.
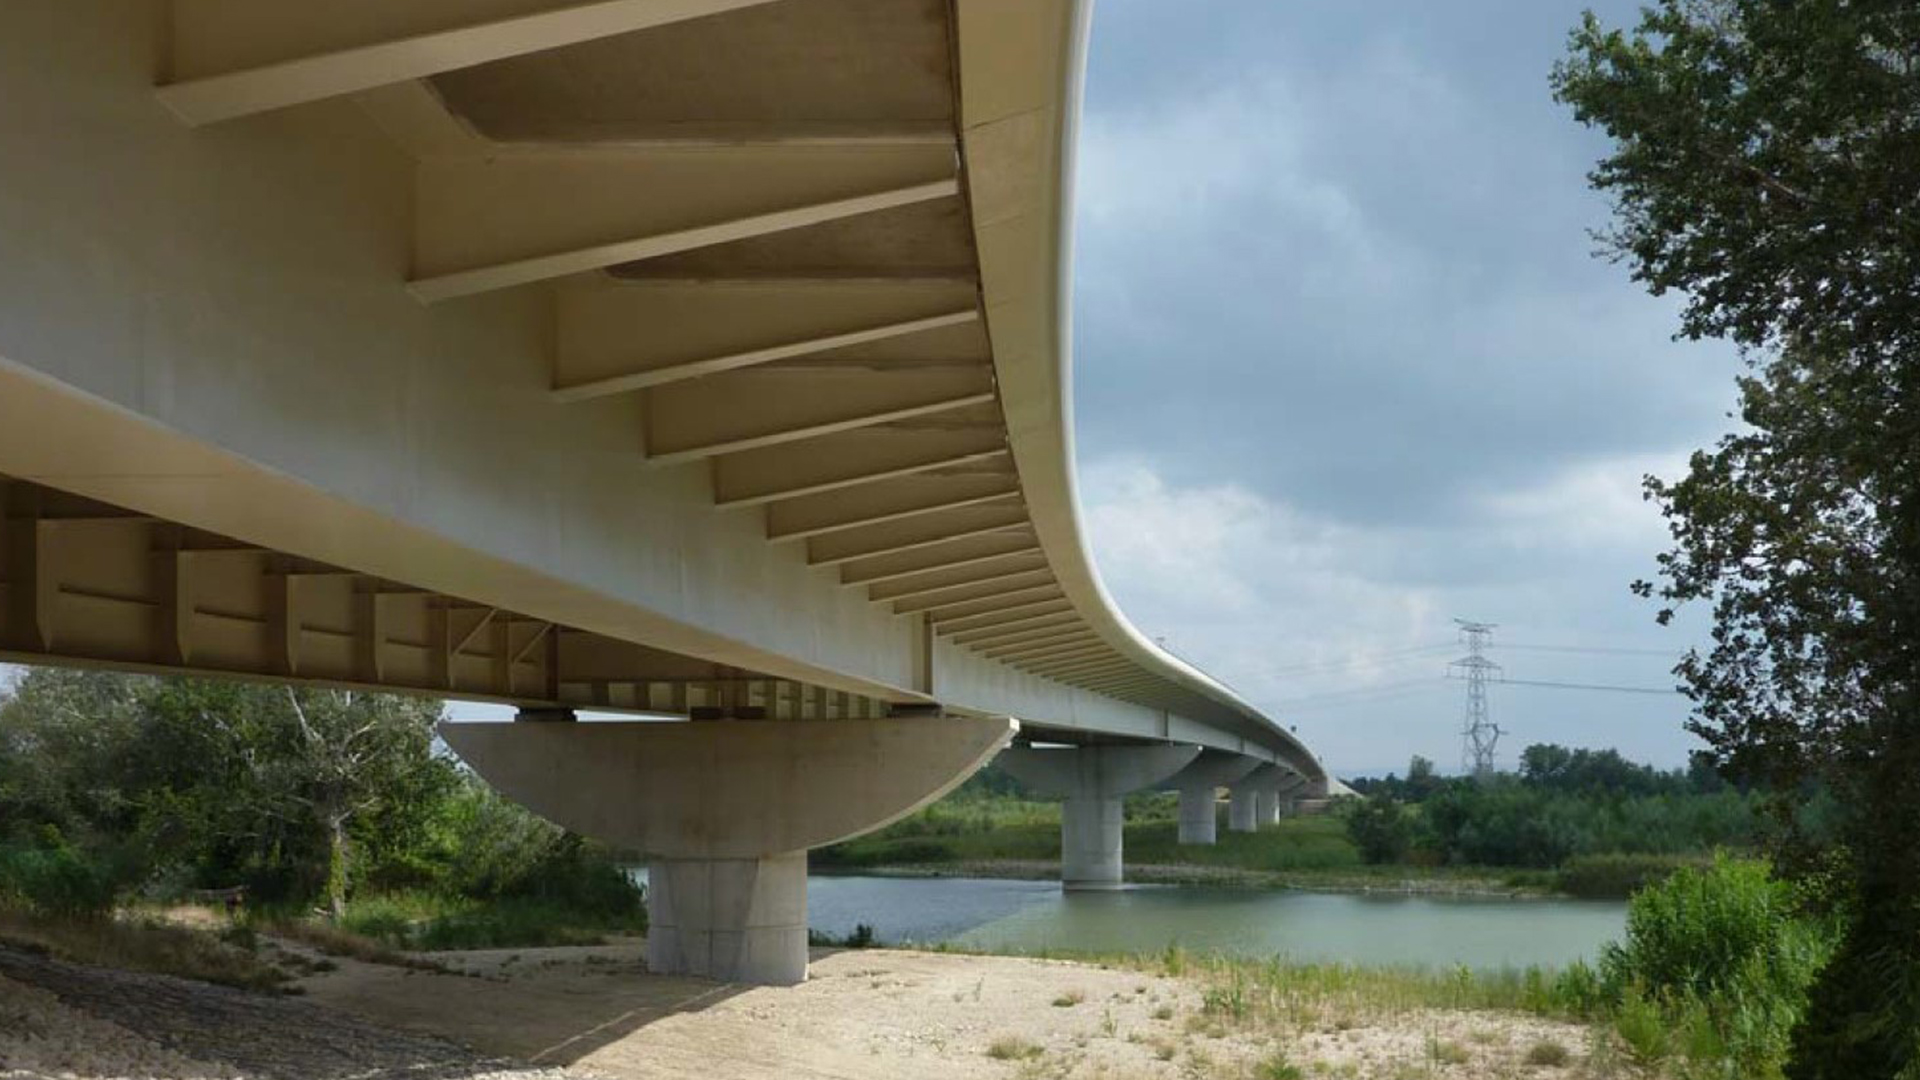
0 0 1328 983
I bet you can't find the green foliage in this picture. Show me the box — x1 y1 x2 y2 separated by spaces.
1343 796 1414 864
1596 858 1835 1076
0 830 133 917
1555 852 1702 900
1420 779 1760 869
0 668 644 949
1554 2 1920 1073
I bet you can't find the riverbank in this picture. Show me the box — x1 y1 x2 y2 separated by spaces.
822 858 1554 897
1 930 1610 1079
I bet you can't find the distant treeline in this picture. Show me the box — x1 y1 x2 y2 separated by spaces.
1339 744 1821 897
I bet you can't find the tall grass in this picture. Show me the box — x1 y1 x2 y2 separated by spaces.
0 907 293 991
334 889 645 951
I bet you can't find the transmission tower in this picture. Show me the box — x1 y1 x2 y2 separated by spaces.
1449 619 1504 779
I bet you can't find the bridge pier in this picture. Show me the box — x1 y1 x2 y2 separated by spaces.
648 853 808 985
439 716 1013 985
1267 774 1311 821
1163 750 1262 845
1231 764 1292 831
1228 787 1261 833
998 744 1200 890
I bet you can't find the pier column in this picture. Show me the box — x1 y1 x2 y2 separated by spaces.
648 852 807 984
1268 774 1310 820
1228 786 1261 832
1231 764 1292 831
997 744 1200 890
440 715 1014 984
1162 750 1261 845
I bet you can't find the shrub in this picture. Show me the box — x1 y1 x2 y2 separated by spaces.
1523 1039 1571 1066
985 1035 1042 1060
0 835 133 917
1600 856 1826 1002
1344 797 1414 864
1598 856 1835 1075
1556 852 1701 899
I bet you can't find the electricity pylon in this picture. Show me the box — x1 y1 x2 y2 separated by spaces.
1449 619 1503 779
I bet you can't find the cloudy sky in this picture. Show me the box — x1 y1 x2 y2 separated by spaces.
1068 0 1745 778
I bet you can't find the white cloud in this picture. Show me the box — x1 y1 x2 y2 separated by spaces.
1077 455 1702 776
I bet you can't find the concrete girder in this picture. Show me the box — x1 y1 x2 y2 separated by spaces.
982 634 1109 662
410 146 959 301
931 597 1074 635
997 744 1201 889
839 532 1041 587
916 584 1064 623
805 501 1031 567
866 554 1051 603
441 714 1015 983
769 472 1023 544
947 612 1082 648
648 376 997 464
985 642 1105 668
158 0 791 125
552 278 980 401
715 437 1010 510
1002 648 1116 675
1016 659 1129 685
1038 659 1143 685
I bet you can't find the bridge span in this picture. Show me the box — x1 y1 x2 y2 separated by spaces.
0 0 1327 982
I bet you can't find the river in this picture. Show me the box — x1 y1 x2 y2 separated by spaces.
805 875 1626 970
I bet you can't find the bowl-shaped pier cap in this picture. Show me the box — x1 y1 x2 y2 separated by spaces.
439 715 1016 858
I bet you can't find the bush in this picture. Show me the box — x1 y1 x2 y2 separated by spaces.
1344 797 1414 864
1598 856 1835 1076
1556 852 1701 899
0 834 134 917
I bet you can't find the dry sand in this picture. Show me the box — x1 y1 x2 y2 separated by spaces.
3 937 1602 1079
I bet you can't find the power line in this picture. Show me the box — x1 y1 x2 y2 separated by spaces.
1243 641 1455 679
1493 677 1682 696
1278 684 1449 714
1498 641 1681 658
1272 675 1448 709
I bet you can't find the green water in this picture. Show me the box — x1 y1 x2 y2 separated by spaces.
808 876 1625 970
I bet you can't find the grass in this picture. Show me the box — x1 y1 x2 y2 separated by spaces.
986 1034 1044 1060
261 916 442 971
0 907 293 992
1524 1038 1572 1066
333 891 644 951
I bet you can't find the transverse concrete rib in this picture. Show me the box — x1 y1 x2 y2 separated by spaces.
160 0 793 126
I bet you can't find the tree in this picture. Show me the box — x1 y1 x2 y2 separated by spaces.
141 683 446 918
1554 3 1920 1075
1344 796 1414 864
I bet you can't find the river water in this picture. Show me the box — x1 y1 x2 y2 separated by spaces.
806 876 1626 970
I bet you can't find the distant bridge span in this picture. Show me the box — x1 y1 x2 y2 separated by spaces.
0 0 1327 982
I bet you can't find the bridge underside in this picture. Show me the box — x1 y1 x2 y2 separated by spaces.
0 0 1330 983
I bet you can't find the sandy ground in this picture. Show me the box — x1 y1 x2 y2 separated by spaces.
2 937 1603 1079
